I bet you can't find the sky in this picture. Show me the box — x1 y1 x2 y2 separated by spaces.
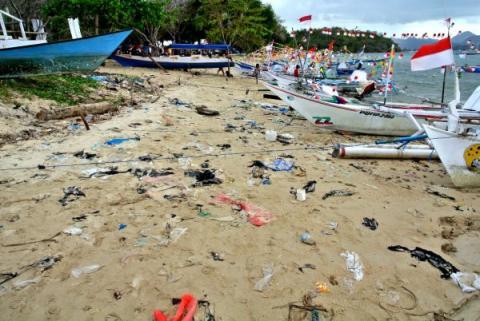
262 0 480 36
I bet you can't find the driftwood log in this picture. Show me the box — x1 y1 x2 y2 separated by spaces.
36 102 118 121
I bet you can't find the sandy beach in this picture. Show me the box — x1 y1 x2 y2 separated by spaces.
1 64 479 321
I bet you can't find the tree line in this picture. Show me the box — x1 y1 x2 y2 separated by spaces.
0 0 395 53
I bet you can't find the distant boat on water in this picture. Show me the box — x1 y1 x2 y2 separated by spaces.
0 29 132 78
112 43 234 70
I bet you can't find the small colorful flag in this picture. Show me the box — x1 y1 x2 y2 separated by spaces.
298 15 312 23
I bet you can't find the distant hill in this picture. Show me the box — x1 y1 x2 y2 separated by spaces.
393 38 436 51
394 31 479 51
452 31 480 49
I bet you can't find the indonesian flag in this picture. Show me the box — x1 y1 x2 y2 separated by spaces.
299 15 312 23
411 37 454 71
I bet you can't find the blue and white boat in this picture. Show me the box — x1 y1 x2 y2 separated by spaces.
0 29 132 78
112 43 234 69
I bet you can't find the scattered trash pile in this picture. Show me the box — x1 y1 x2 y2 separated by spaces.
389 245 480 292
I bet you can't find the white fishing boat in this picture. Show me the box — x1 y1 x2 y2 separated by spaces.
262 81 480 136
424 125 480 187
423 86 480 187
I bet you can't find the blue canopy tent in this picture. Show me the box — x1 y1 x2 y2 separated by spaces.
169 44 231 51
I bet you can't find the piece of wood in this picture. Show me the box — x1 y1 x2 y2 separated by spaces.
36 102 118 121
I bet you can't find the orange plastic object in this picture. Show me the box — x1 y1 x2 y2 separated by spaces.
153 294 198 321
212 193 274 226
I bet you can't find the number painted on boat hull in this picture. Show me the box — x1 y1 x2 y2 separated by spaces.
313 116 333 126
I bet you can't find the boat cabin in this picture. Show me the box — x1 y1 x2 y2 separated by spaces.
0 10 47 49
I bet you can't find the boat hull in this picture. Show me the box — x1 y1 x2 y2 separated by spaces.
424 125 480 187
263 82 437 136
0 30 132 78
112 54 234 69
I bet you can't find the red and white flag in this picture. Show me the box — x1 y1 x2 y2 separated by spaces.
411 37 454 71
299 15 312 23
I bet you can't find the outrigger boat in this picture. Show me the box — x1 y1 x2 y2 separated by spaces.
262 81 480 136
0 29 132 78
112 43 234 70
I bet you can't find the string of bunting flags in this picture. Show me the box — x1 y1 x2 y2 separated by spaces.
293 15 461 39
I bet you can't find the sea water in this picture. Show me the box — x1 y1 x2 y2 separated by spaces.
367 52 480 104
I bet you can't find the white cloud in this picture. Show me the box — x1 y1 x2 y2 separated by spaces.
263 0 480 34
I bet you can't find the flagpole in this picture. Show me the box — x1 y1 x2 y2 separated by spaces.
383 44 395 106
302 20 312 83
440 20 452 104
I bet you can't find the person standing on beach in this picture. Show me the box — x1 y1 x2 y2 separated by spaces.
253 63 260 84
293 65 300 78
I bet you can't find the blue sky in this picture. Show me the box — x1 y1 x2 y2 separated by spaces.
262 0 480 36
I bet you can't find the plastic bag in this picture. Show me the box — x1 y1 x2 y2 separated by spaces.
341 251 364 281
63 226 83 236
254 264 274 292
451 272 480 293
71 264 102 278
266 158 294 171
13 277 41 289
213 194 274 226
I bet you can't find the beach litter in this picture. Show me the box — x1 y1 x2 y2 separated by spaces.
249 158 294 172
362 217 379 231
13 277 41 289
451 272 480 293
322 189 354 200
73 150 97 160
388 245 459 279
265 129 277 141
425 187 456 201
153 293 197 321
71 264 103 278
298 263 316 273
63 226 83 236
254 264 274 292
300 231 316 245
212 193 274 226
341 251 364 281
296 189 306 201
185 169 223 187
81 167 126 178
58 186 85 206
303 180 317 193
105 137 140 146
210 252 224 261
277 133 294 144
196 105 220 116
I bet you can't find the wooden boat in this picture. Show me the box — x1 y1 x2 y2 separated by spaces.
262 81 480 136
112 43 234 70
424 125 480 187
0 29 132 78
460 65 480 73
112 54 233 69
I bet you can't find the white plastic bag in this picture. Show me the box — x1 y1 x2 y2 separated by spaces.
341 251 364 281
71 264 102 278
254 264 274 292
63 226 83 236
451 272 480 293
